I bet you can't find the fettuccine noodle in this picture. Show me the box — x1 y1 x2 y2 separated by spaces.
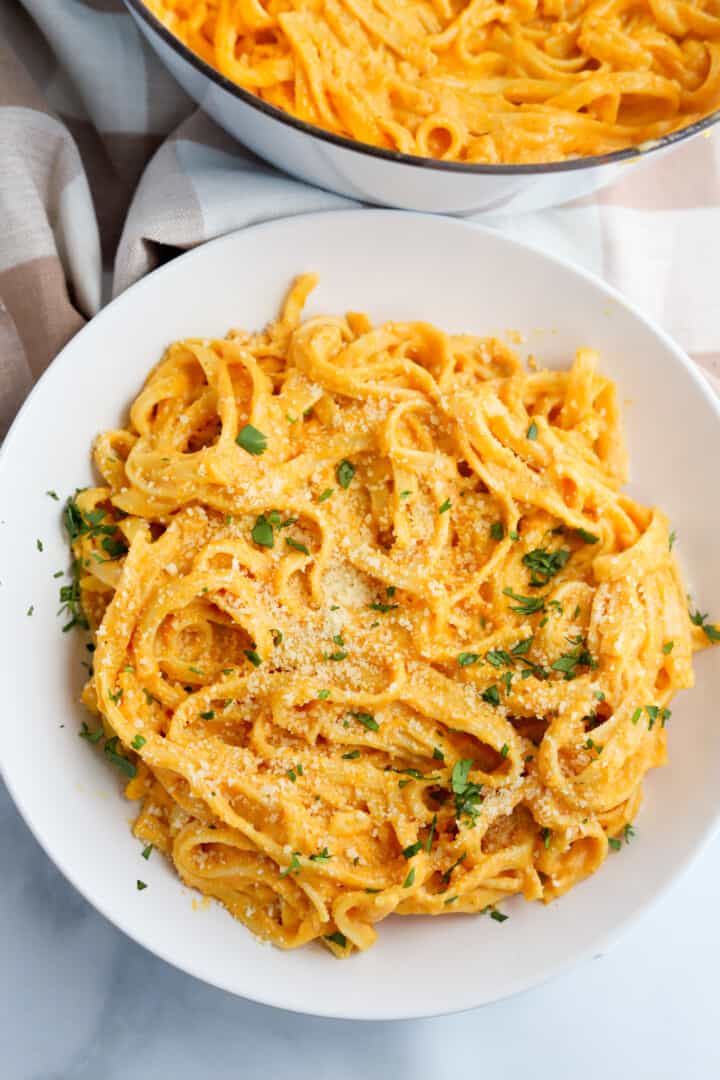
143 0 720 163
68 276 715 955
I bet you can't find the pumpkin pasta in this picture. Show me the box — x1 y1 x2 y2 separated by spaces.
143 0 720 164
69 275 715 955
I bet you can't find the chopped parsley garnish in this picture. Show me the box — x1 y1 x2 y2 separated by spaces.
661 707 671 727
131 735 146 750
287 767 298 782
101 535 128 559
244 649 262 667
352 711 379 732
399 490 412 500
608 837 622 851
511 637 533 656
236 424 267 455
188 666 204 676
438 498 451 514
425 814 437 852
522 546 570 587
451 758 483 823
326 650 347 661
325 931 347 947
104 736 137 778
595 691 605 701
458 652 481 667
402 841 423 859
137 880 148 890
645 705 660 729
481 685 500 706
500 744 509 759
317 488 334 502
689 608 720 643
79 721 103 744
550 639 596 680
503 587 545 615
402 867 416 888
200 710 215 719
336 459 355 489
251 514 274 548
342 750 361 759
141 844 153 860
486 649 512 668
631 707 642 725
46 490 59 500
272 629 283 646
386 586 396 597
108 689 123 704
36 539 43 552
317 689 330 700
669 530 677 551
280 853 302 877
443 895 458 905
662 641 674 654
433 746 445 762
441 852 467 884
490 909 508 922
26 605 34 616
526 420 538 441
285 537 309 555
309 847 331 863
368 601 398 613
490 522 504 541
53 570 63 578
576 527 600 545
542 827 551 849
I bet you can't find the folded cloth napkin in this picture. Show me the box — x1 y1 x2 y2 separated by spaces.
1 0 719 436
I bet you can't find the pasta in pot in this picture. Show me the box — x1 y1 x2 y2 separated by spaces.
143 0 720 164
68 275 716 955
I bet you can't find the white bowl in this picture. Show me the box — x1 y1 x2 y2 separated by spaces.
124 0 720 215
1 211 719 1020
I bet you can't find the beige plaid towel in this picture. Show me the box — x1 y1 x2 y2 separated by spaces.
2 0 719 436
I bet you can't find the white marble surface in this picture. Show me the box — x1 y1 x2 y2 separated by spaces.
1 779 718 1080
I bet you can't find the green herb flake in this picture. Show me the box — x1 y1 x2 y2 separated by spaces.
608 837 622 851
631 707 642 725
325 931 347 947
490 909 508 923
285 537 309 555
137 880 148 891
352 711 379 732
500 743 509 759
438 498 451 515
402 840 423 860
669 530 677 551
490 522 504 541
131 735 146 750
244 649 262 667
402 867 416 888
26 605 34 616
200 709 215 720
79 721 103 744
36 539 44 552
336 459 356 489
369 601 398 613
342 749 361 760
522 546 571 587
433 746 445 762
141 844 153 860
280 853 302 878
425 814 437 852
542 827 551 849
309 847 331 863
236 424 267 456
399 490 412 500
526 420 538 441
46 490 59 500
104 736 137 779
662 641 674 654
576 527 600 545
481 685 500 707
317 689 330 700
317 488 334 503
251 514 274 548
458 652 481 667
503 587 545 616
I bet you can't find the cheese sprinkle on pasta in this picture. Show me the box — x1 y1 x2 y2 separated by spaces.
71 275 714 955
144 0 720 164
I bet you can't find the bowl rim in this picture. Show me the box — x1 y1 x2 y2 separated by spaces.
2 209 720 1020
125 0 720 177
